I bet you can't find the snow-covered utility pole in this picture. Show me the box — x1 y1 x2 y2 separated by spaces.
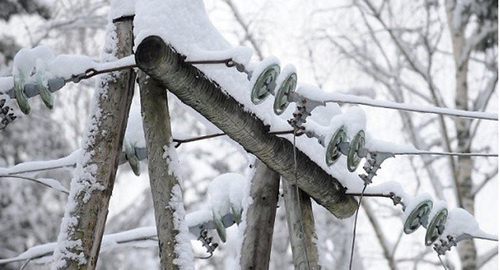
239 160 280 269
51 14 135 269
134 35 358 219
282 179 320 269
138 72 193 269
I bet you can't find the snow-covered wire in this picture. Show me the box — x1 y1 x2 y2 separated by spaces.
392 151 497 157
0 175 69 194
0 149 80 176
321 93 497 121
0 55 137 98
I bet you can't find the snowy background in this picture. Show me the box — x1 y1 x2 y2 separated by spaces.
0 0 497 269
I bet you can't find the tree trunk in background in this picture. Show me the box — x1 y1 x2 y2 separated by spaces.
240 159 280 269
52 16 135 269
445 2 476 268
139 73 187 270
282 179 320 270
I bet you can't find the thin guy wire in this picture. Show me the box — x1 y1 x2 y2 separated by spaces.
437 255 448 270
324 97 497 121
2 164 74 175
293 132 312 269
349 184 367 270
393 151 497 157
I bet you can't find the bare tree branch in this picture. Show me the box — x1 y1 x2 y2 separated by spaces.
362 200 398 270
223 0 264 60
472 167 498 196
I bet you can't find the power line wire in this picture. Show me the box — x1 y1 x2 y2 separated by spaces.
321 93 497 121
392 151 497 157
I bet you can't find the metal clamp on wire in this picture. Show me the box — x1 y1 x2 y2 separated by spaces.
388 192 405 210
197 229 219 259
0 98 16 130
359 151 395 185
433 234 461 255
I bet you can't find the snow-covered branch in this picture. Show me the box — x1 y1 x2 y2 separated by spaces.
471 167 498 196
0 175 68 194
0 210 239 267
362 200 397 270
223 0 264 60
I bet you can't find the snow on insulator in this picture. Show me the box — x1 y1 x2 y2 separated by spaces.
124 105 146 149
401 193 433 234
440 208 496 241
208 173 247 219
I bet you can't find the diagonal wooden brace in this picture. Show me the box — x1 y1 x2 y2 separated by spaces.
135 35 357 218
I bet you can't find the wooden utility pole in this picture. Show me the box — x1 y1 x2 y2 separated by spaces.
134 35 358 219
52 15 135 269
283 180 320 270
139 72 189 270
240 160 280 269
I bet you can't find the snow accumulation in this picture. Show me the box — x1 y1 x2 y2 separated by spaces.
439 208 498 241
170 184 195 269
365 181 410 205
124 105 146 148
208 173 247 220
426 200 447 226
0 149 80 176
109 0 135 20
163 143 186 181
234 163 256 267
1 47 135 99
51 9 122 268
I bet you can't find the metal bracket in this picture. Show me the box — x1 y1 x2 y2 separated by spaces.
0 98 16 130
197 229 219 259
287 95 326 136
388 191 406 210
433 234 466 255
359 151 394 185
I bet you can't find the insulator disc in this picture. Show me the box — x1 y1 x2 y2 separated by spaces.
325 126 347 166
347 130 365 172
425 207 448 246
273 71 297 115
250 63 280 105
403 199 433 234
